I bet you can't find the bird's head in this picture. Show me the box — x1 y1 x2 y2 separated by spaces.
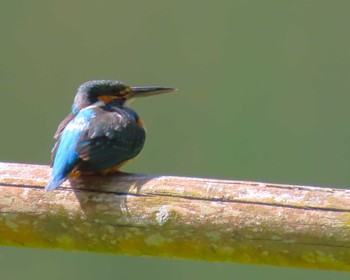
72 80 176 114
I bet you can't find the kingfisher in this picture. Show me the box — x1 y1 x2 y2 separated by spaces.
46 80 176 191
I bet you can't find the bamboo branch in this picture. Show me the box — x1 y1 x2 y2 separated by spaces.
0 162 350 271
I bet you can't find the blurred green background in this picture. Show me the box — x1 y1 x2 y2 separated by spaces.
1 1 349 279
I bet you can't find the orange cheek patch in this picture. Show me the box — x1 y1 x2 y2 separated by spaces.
98 95 117 104
119 88 132 96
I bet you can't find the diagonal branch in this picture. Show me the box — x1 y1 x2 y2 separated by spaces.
0 162 350 271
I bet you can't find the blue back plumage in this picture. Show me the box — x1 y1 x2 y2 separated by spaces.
46 108 95 191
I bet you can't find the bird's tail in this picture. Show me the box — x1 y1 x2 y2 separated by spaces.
45 177 66 192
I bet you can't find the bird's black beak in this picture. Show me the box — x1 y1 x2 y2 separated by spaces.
127 86 177 99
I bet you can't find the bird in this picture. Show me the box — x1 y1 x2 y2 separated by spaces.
46 80 176 191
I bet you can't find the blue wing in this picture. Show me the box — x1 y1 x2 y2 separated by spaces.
75 107 146 172
46 104 146 191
